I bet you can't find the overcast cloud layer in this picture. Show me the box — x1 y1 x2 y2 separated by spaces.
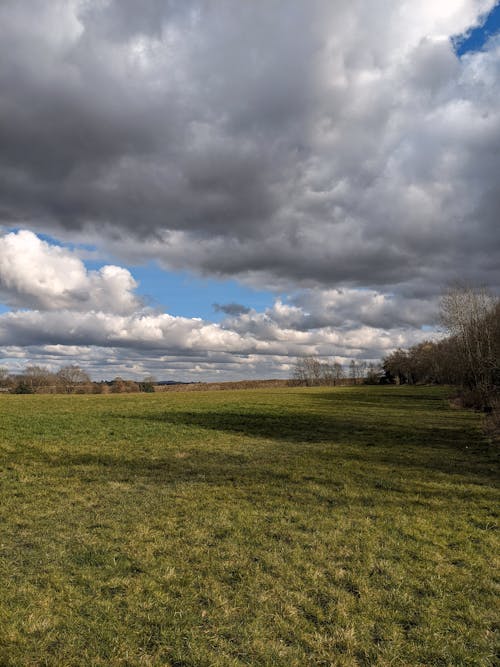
0 1 499 379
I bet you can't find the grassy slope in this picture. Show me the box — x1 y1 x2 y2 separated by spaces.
0 385 498 666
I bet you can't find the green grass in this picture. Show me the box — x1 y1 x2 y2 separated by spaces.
0 385 498 666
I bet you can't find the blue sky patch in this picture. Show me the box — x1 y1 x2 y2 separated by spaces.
130 264 276 320
453 1 500 56
84 259 276 320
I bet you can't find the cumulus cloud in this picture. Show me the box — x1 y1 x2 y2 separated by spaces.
0 1 498 296
0 309 255 352
287 289 439 331
0 231 429 375
0 304 429 380
0 231 432 377
0 230 140 313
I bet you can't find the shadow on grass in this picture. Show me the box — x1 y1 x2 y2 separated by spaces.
22 407 490 484
309 388 449 410
123 407 473 449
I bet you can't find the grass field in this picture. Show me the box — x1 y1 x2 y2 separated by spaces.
0 385 498 666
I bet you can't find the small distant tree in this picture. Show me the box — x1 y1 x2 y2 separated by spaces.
0 367 12 390
24 366 55 392
125 380 140 393
349 360 363 383
110 377 126 393
56 365 91 393
332 362 344 385
292 356 322 386
364 362 383 384
292 357 345 386
139 375 157 392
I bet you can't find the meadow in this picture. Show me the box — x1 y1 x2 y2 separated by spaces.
0 385 498 666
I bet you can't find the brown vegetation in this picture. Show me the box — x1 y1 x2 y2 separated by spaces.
154 377 364 393
383 286 500 413
154 379 291 392
0 365 156 395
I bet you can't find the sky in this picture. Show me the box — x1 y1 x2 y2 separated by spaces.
0 0 499 381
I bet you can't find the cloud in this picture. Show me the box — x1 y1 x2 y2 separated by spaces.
0 1 498 297
0 230 140 313
213 302 251 316
0 309 257 352
0 2 498 379
0 232 431 368
0 309 429 381
0 259 432 374
287 289 439 331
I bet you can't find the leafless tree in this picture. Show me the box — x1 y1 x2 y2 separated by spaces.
365 362 383 384
440 286 499 407
349 360 366 383
332 362 345 385
293 356 321 386
292 357 344 386
56 365 91 393
0 367 12 391
24 365 56 392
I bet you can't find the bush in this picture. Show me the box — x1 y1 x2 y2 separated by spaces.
14 381 34 394
453 387 497 412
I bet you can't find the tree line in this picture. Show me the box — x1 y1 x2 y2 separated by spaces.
291 287 499 411
291 357 383 386
383 287 499 410
1 287 497 405
0 365 157 394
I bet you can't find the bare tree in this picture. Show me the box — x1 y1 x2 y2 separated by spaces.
292 357 342 386
56 365 91 393
332 362 344 385
349 360 366 383
365 362 383 384
292 356 322 386
24 366 55 392
0 367 12 392
440 286 499 407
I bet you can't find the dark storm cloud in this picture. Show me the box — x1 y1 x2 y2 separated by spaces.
0 1 499 295
0 0 309 236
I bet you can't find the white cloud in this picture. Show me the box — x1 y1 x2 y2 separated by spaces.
0 230 440 379
0 277 433 379
0 230 140 313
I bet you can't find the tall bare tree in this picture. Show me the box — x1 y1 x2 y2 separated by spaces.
440 286 499 407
